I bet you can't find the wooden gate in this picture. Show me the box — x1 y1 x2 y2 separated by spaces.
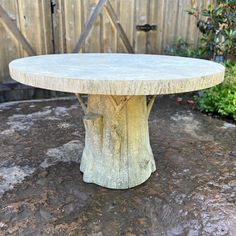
0 0 215 90
0 0 53 84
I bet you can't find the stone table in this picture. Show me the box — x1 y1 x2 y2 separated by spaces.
9 54 225 189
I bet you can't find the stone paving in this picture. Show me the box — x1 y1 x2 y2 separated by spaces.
0 96 235 236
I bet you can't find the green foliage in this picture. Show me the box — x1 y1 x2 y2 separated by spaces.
166 1 236 121
164 38 206 58
196 61 236 120
187 0 236 59
165 38 236 120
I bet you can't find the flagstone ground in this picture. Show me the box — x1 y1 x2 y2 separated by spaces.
0 95 235 236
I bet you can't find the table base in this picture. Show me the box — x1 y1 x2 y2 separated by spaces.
78 95 156 189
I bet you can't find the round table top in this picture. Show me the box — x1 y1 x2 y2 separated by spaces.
9 53 225 95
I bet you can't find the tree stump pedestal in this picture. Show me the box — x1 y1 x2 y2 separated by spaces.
79 95 156 189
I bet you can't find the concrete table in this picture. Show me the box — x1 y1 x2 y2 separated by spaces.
9 54 225 189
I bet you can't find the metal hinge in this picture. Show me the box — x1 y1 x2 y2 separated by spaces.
136 24 157 32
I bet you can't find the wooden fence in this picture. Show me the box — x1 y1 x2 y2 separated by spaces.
0 0 215 89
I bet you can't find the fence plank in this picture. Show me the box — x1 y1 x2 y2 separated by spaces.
83 0 103 53
17 0 53 55
104 0 134 53
52 0 67 53
0 4 36 56
63 0 82 53
134 0 148 53
38 0 54 54
101 0 116 53
119 0 134 52
147 0 158 54
0 0 19 82
73 0 107 53
162 0 180 53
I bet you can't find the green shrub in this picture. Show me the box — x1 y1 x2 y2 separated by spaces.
164 38 206 58
196 61 236 120
169 0 236 121
187 0 236 59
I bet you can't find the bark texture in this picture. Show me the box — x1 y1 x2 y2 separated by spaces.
80 95 156 189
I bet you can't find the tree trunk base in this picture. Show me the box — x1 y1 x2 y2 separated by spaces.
80 95 156 189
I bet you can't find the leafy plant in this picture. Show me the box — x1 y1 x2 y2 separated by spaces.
187 0 236 59
166 1 236 121
164 38 206 58
165 38 236 120
196 61 236 120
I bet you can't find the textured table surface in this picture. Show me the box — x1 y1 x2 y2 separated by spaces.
9 53 225 95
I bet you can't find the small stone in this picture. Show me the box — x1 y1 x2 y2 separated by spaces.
221 122 236 129
39 171 48 178
0 222 7 229
0 175 5 184
36 178 47 186
229 151 236 157
187 99 195 104
39 209 53 220
176 97 183 103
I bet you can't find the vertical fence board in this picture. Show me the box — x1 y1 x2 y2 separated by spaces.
53 0 67 53
175 0 191 45
105 1 134 53
186 0 200 47
119 0 134 52
102 0 117 53
0 0 20 82
17 0 52 55
155 0 165 54
37 0 54 54
161 0 180 53
102 6 115 53
115 0 125 52
135 0 148 53
64 0 82 52
82 0 101 53
147 0 158 54
0 0 53 83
